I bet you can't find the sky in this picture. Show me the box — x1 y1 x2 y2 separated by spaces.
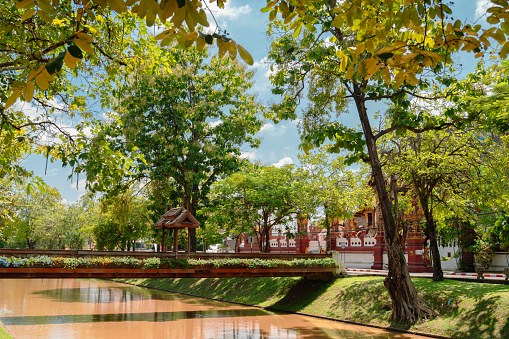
20 0 493 203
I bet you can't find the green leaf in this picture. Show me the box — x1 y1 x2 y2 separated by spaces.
377 52 394 60
68 45 83 59
45 51 65 75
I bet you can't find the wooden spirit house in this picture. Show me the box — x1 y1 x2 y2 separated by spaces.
154 207 200 256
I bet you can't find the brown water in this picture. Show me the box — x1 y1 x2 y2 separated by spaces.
0 279 426 339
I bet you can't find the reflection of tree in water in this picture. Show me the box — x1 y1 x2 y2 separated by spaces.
32 286 179 304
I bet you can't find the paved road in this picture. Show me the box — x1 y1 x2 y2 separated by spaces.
345 268 509 284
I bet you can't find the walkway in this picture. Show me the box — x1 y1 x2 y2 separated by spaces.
346 268 509 284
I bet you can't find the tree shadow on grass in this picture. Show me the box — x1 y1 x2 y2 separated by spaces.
413 279 507 338
450 295 501 339
270 278 336 312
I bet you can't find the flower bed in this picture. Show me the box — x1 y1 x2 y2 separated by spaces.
0 255 335 271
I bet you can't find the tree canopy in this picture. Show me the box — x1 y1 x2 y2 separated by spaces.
263 0 509 322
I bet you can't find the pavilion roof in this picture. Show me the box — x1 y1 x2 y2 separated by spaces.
154 207 200 229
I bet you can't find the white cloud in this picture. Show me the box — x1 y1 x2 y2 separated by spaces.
208 120 223 128
259 123 287 135
252 57 273 78
206 1 251 20
203 1 251 31
70 178 87 194
240 151 257 161
273 156 293 168
476 0 491 19
290 118 302 126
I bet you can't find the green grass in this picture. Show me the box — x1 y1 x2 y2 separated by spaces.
0 324 12 339
118 276 509 339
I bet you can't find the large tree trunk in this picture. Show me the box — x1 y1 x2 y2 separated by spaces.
416 190 444 281
325 207 331 252
264 227 271 253
353 83 435 322
183 196 197 252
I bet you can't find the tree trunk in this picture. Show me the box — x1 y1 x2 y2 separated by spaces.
353 83 435 322
186 200 197 252
417 190 443 281
264 227 271 253
325 208 331 252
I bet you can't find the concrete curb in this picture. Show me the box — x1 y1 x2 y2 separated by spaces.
346 268 508 279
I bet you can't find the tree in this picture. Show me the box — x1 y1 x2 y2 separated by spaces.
3 183 61 249
298 146 373 251
208 162 310 253
383 128 491 281
263 0 509 322
35 195 99 249
94 186 152 251
73 45 262 251
3 0 253 110
2 0 253 197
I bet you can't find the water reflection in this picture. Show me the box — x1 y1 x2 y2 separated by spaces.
32 286 178 303
0 279 424 339
0 309 271 325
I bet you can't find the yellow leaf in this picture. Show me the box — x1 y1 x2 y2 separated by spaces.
74 38 95 54
187 31 198 40
37 9 53 23
293 21 303 38
284 12 297 25
42 69 54 81
76 31 93 42
491 29 506 44
345 64 355 79
24 81 35 102
406 72 419 86
393 72 405 88
365 58 381 79
160 35 175 47
196 37 207 52
27 70 37 81
159 0 176 21
38 0 57 14
64 51 78 68
188 6 208 27
500 41 509 58
154 29 172 40
148 0 159 14
5 89 22 109
21 8 36 21
381 67 391 86
138 0 148 18
365 39 374 54
171 6 186 27
109 0 127 13
218 39 228 58
35 73 49 90
15 0 34 9
146 9 156 26
185 7 196 30
237 44 253 65
228 40 237 59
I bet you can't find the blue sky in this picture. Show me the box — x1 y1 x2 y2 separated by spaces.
21 0 493 202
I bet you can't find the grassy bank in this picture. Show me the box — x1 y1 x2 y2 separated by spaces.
118 276 509 338
0 325 11 339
